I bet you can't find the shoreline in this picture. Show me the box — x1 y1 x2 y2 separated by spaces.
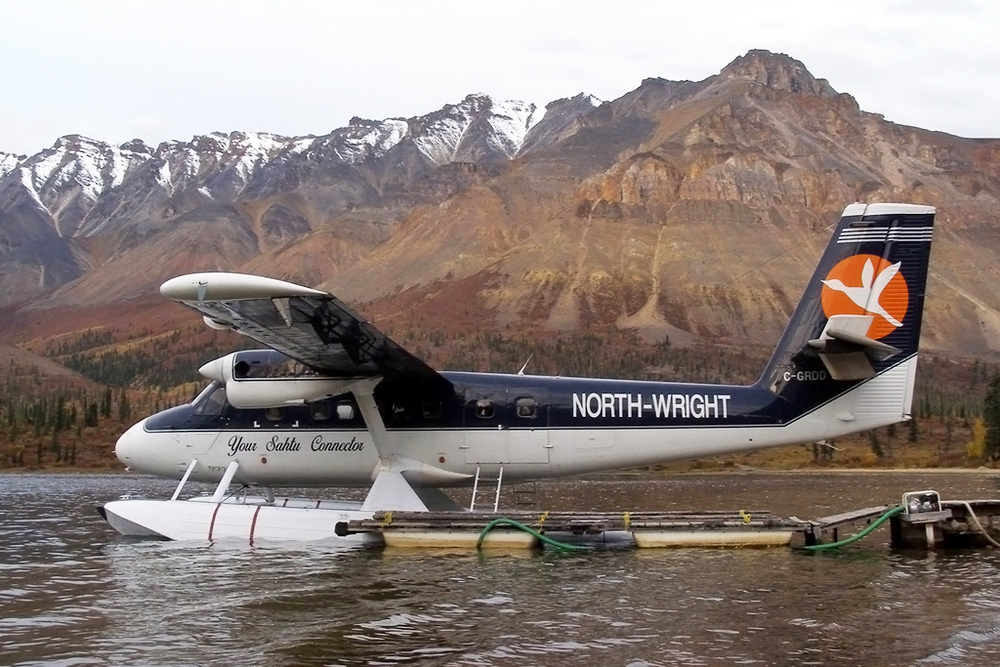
3 466 997 477
591 467 1000 479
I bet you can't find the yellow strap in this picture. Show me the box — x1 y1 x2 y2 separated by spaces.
623 512 631 530
381 511 394 527
538 510 549 527
739 509 751 524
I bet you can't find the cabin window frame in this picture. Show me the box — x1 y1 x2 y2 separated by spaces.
421 399 443 421
310 400 332 421
515 397 538 419
474 399 495 419
336 401 355 421
193 384 228 416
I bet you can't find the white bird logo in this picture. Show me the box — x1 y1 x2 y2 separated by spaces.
821 258 903 328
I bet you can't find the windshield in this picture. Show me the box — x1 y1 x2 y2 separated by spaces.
192 382 229 416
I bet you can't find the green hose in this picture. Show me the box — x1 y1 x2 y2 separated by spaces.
802 504 903 551
476 517 590 551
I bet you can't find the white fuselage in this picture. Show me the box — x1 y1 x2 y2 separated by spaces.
114 359 915 487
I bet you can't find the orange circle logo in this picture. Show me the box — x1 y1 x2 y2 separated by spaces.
820 254 908 340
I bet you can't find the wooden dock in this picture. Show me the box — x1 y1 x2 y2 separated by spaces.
809 505 896 545
341 496 1000 550
348 509 815 549
895 499 1000 549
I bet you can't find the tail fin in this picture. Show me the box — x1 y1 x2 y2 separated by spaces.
757 202 935 426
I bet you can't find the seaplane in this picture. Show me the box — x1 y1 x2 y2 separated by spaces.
101 202 935 543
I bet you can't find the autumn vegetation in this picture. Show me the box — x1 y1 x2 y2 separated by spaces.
1 323 998 472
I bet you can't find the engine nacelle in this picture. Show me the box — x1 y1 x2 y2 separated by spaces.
224 377 359 409
198 350 361 409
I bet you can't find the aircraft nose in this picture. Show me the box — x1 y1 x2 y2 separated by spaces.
114 419 144 468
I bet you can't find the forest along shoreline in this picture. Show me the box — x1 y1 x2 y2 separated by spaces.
1 379 997 473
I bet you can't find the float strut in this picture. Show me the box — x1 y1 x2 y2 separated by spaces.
210 461 240 503
171 459 199 501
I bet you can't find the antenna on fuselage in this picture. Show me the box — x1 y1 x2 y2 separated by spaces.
516 354 533 375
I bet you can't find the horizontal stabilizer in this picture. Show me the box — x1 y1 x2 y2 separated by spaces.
807 315 901 380
816 351 875 381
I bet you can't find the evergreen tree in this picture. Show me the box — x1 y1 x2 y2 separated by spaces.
84 400 99 427
53 395 67 433
101 386 113 419
983 373 1000 460
941 415 954 458
117 391 131 422
868 430 884 459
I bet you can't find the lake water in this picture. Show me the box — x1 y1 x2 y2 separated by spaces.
3 471 1000 665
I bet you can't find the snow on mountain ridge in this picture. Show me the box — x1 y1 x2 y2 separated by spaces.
154 142 200 193
151 131 291 195
204 131 290 183
412 93 539 165
0 152 23 179
484 99 540 157
14 135 153 237
23 135 151 197
293 95 543 166
0 93 563 238
318 118 409 163
414 108 469 165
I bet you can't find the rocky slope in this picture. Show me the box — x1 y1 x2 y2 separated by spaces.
1 50 998 364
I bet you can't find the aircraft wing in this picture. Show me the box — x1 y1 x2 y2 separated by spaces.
160 272 450 392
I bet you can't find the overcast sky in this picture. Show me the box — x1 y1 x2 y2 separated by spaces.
2 0 997 156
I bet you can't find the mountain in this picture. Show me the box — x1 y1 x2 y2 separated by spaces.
0 151 23 177
1 50 999 365
0 94 548 305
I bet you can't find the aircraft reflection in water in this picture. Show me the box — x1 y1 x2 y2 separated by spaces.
103 202 935 542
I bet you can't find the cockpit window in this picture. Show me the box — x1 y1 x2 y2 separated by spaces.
193 384 228 416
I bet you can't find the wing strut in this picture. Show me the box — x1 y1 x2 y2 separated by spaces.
350 379 469 512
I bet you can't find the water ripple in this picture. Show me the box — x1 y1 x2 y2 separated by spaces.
3 472 1000 665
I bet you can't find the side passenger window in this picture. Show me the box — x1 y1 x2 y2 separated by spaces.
516 397 537 418
422 399 443 420
475 399 494 419
310 401 331 421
